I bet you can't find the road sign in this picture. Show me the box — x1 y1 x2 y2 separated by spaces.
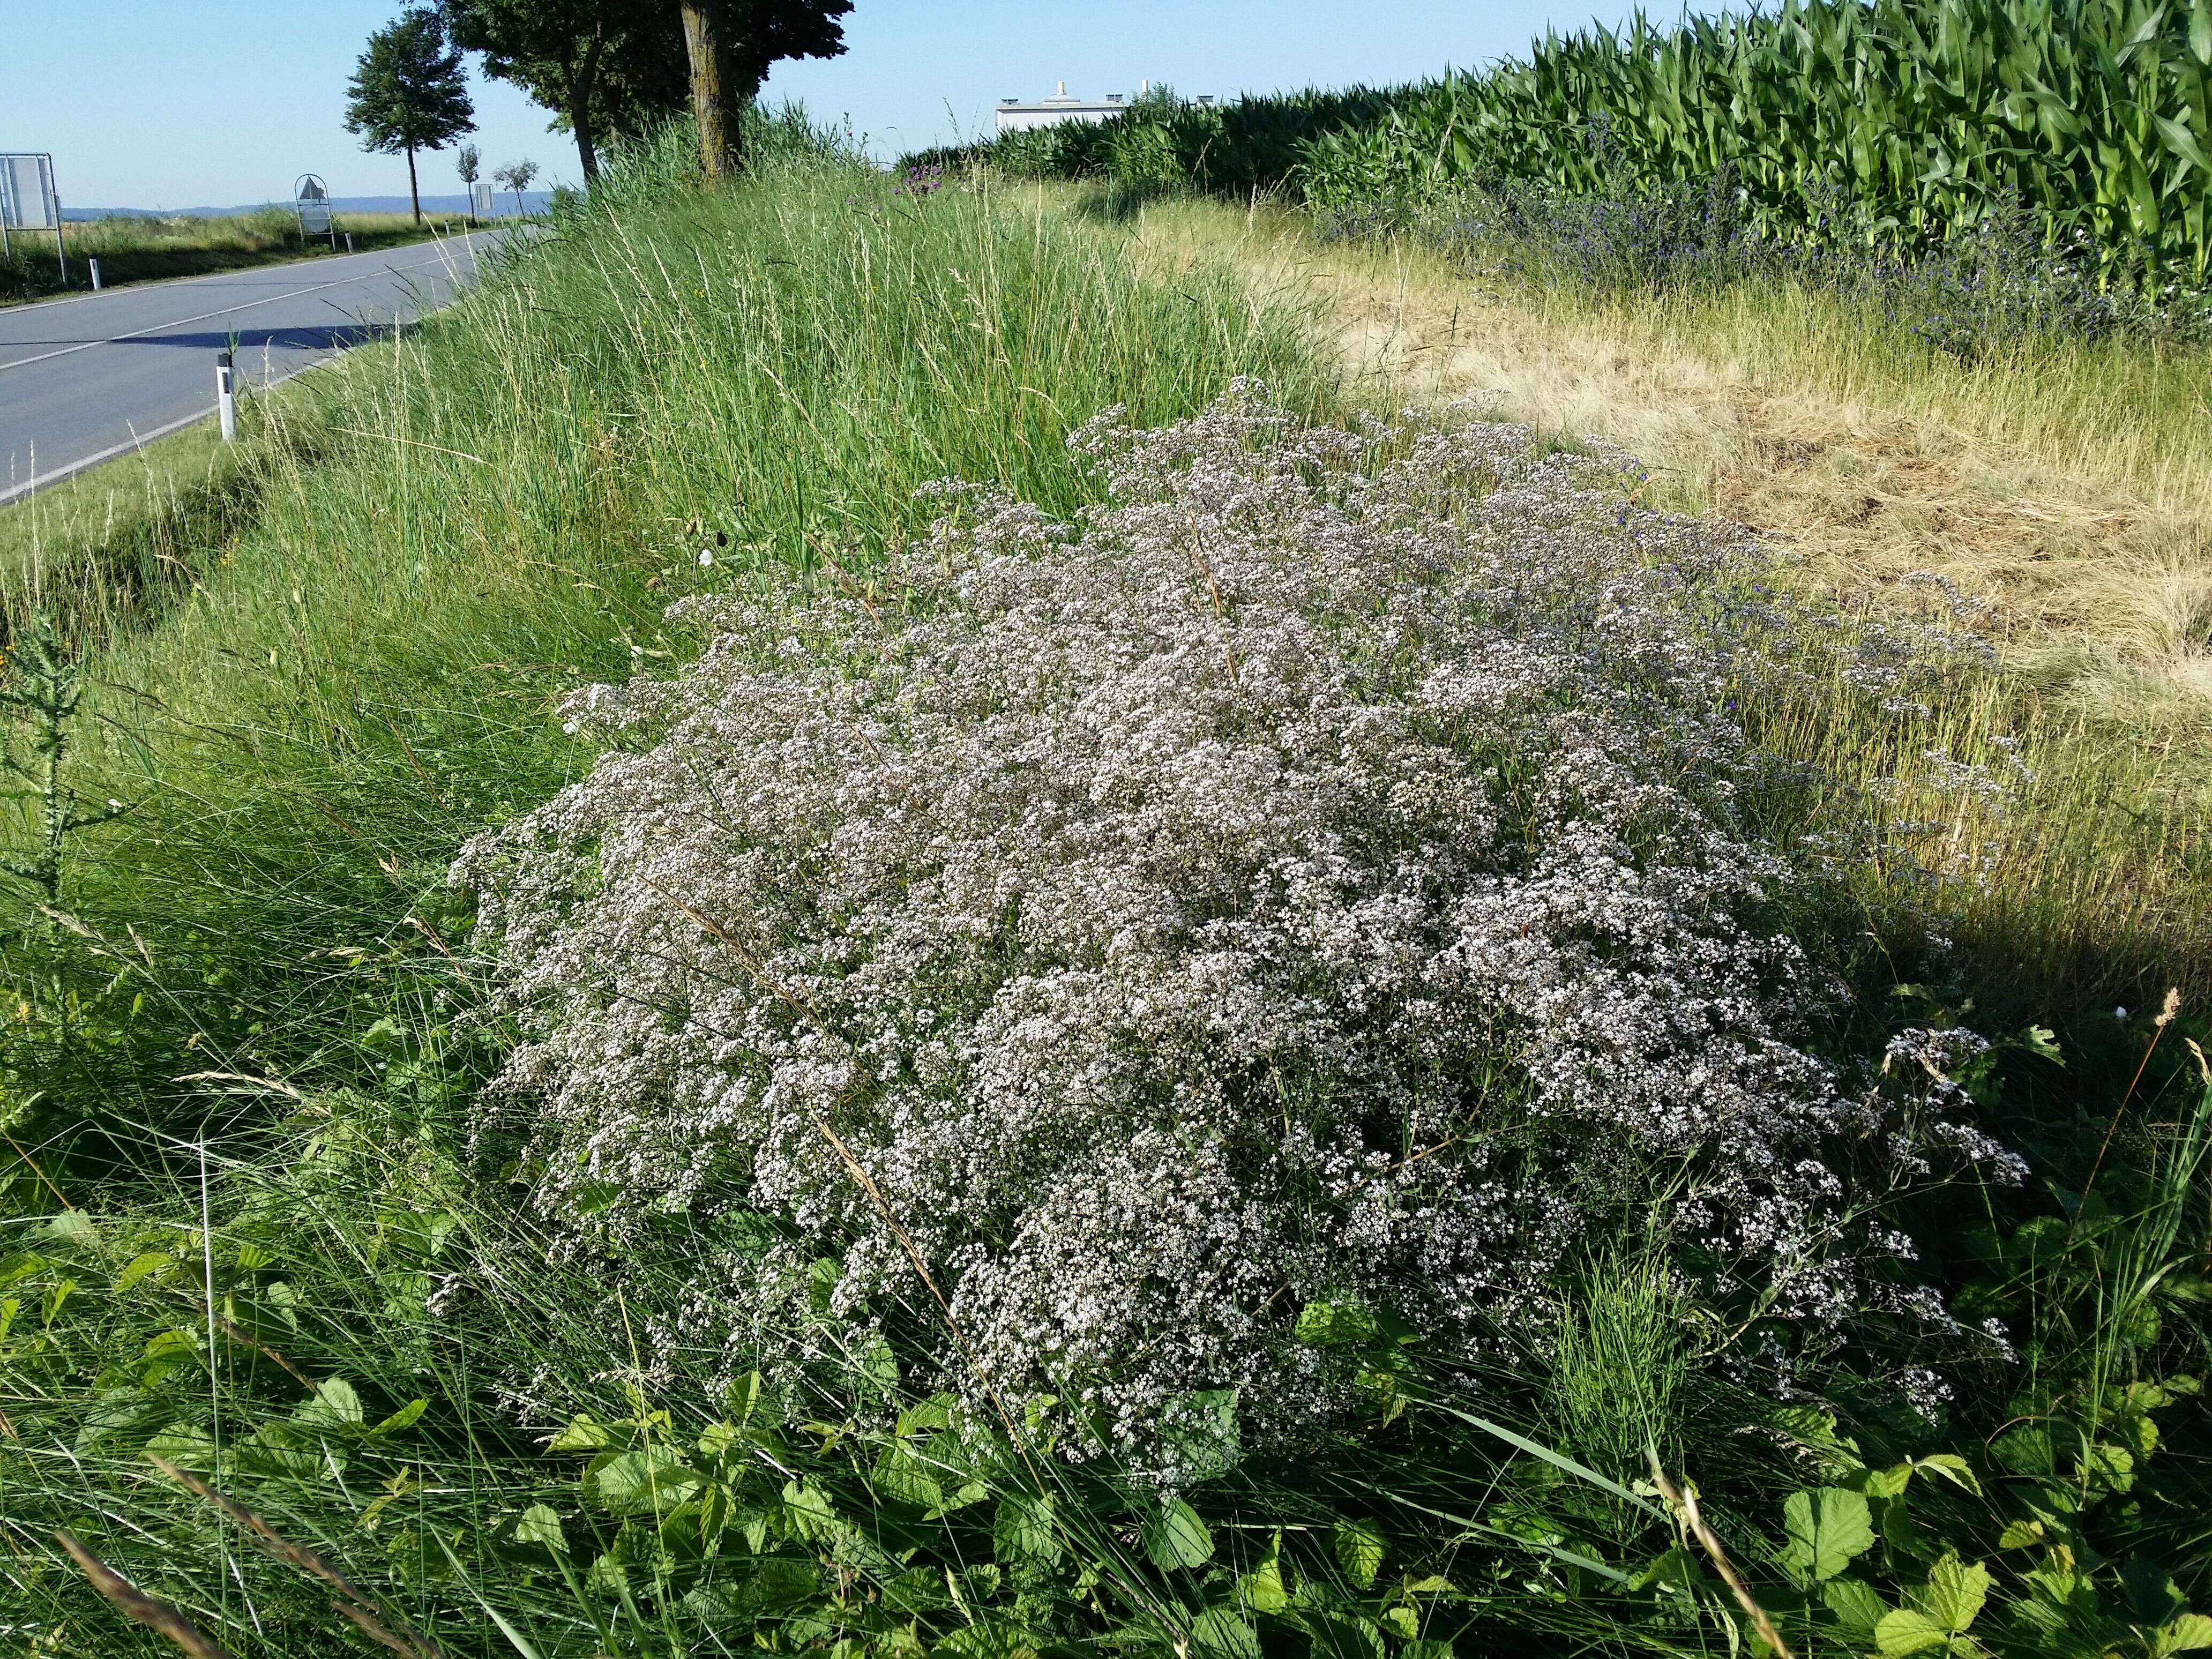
471 180 493 219
294 173 334 245
0 152 66 279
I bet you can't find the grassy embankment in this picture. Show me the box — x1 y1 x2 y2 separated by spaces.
0 130 1335 1655
0 110 2207 1659
1 209 491 305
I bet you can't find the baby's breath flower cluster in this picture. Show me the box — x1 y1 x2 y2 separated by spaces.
453 385 2018 1466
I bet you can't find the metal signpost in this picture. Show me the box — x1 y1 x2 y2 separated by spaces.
0 152 66 280
294 173 335 248
470 180 493 220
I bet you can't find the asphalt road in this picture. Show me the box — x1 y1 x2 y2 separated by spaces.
0 232 505 504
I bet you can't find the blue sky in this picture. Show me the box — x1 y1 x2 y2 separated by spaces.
8 1 1644 210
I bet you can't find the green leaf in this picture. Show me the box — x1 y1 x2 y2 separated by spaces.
1909 1553 1989 1635
1909 1454 1981 1497
1823 1578 1888 1640
513 1503 569 1554
1142 1499 1214 1570
369 1398 427 1437
779 1477 839 1542
1401 1643 1453 1659
115 1252 177 1294
1996 1520 2044 1549
994 1493 1060 1566
870 1446 944 1509
1295 1298 1380 1347
585 1447 698 1516
2155 1613 2212 1656
1781 1488 1874 1581
1240 1531 1289 1613
547 1412 611 1452
1874 1610 1954 1656
296 1378 364 1430
1333 1520 1387 1589
726 1370 763 1424
1192 1608 1262 1659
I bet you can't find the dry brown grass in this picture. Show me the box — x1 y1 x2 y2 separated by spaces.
1103 192 2212 731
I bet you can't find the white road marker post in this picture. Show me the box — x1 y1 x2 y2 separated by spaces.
345 233 353 253
215 349 237 442
88 257 100 290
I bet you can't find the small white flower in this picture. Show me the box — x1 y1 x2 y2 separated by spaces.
699 548 714 567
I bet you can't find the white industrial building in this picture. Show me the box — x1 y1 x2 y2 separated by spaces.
995 81 1214 134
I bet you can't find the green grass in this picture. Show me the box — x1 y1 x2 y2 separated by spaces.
2 124 2207 1659
1 210 483 305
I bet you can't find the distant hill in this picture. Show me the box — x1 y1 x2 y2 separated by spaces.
63 193 555 220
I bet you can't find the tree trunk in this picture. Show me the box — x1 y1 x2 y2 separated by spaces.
406 145 421 226
681 1 741 180
568 32 606 184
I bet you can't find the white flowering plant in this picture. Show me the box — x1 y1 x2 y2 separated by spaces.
453 385 2022 1476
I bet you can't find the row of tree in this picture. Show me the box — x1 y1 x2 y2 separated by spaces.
343 0 851 222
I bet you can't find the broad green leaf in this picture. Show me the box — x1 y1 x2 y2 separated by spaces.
993 1493 1060 1566
1379 1605 1419 1640
547 1412 610 1452
296 1378 364 1430
780 1478 839 1542
1240 1531 1289 1613
1996 1520 2045 1549
1874 1610 1953 1656
1401 1642 1454 1659
870 1446 943 1509
1822 1578 1887 1640
1333 1520 1386 1589
513 1503 569 1553
115 1252 177 1294
2155 1613 2212 1655
1295 1298 1379 1347
1910 1454 1981 1497
586 1446 697 1516
726 1370 763 1424
1909 1554 1989 1635
144 1422 218 1473
1781 1488 1874 1581
1142 1499 1214 1570
1191 1608 1261 1659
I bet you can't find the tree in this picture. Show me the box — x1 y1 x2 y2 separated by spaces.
446 0 688 185
345 8 476 226
447 1 850 186
678 0 851 178
494 158 539 217
456 141 482 220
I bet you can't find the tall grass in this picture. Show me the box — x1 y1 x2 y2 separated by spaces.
2 122 2207 1659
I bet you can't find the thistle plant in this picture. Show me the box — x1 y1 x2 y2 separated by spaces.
0 612 126 919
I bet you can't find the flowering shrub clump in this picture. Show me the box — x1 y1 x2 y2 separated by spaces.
454 386 2020 1469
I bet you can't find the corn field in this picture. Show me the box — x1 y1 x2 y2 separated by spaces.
944 0 2212 280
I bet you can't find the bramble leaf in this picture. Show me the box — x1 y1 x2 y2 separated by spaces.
1143 1500 1213 1570
1782 1488 1874 1581
1334 1520 1386 1589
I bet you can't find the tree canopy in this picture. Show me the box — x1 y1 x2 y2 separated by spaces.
445 0 850 182
446 0 688 184
345 8 476 224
